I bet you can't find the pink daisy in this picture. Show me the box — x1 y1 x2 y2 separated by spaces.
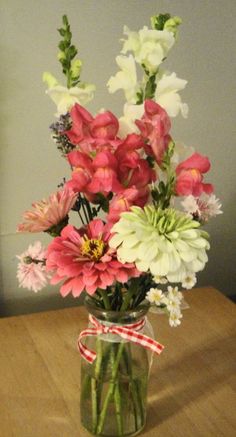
46 219 140 297
17 241 49 292
17 187 78 233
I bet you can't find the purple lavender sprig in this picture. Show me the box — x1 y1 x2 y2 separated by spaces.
50 113 74 156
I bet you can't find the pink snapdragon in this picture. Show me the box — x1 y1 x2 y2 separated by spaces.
46 219 140 296
65 103 120 153
17 187 78 233
107 187 148 224
136 99 172 164
115 133 156 188
65 103 93 146
175 153 213 196
17 241 49 292
87 151 123 194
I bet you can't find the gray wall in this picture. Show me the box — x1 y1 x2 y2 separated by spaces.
1 0 235 316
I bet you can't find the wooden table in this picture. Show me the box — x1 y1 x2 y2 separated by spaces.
0 287 235 437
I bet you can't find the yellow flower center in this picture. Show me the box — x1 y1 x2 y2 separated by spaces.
81 237 105 261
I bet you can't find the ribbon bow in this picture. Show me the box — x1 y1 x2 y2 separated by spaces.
78 314 164 363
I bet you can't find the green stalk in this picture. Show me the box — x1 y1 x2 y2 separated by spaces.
111 345 123 435
97 287 136 435
95 337 103 416
96 343 126 434
91 378 98 434
121 278 140 311
99 288 111 310
122 345 140 431
114 382 123 435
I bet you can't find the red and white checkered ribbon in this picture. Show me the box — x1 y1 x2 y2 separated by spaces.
78 314 164 363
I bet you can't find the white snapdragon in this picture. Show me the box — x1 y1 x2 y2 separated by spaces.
107 55 139 103
118 102 144 137
154 72 188 118
43 72 95 116
122 26 175 73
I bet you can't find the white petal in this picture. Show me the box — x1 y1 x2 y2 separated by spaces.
138 241 159 262
150 253 170 276
135 259 150 272
117 247 137 263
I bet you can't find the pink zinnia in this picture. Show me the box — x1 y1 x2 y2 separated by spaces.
17 187 78 233
46 219 140 296
17 241 49 292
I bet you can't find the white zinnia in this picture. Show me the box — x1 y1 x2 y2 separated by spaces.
122 26 175 73
43 72 95 116
107 55 139 103
146 288 164 305
109 206 210 283
155 72 188 118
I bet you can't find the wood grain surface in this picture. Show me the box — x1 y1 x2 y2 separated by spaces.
0 287 235 437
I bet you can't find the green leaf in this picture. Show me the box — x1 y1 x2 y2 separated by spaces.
57 28 66 37
67 45 77 59
58 40 66 51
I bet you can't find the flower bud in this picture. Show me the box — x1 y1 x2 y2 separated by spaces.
150 13 171 30
57 51 66 61
164 16 182 37
71 59 82 79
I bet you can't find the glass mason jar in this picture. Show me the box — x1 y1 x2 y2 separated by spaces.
80 296 153 437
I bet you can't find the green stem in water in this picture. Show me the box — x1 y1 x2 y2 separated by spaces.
96 342 125 434
91 378 98 434
99 288 111 310
97 286 137 434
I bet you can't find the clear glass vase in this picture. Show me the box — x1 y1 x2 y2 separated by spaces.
80 296 153 437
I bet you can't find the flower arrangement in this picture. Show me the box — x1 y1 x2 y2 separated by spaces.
16 13 222 436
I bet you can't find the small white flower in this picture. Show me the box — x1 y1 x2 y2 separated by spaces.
163 286 183 312
181 194 223 222
169 309 183 327
107 55 139 103
16 241 50 293
155 72 188 118
198 194 223 221
153 275 168 284
167 285 183 301
182 272 197 290
146 287 164 306
181 196 199 217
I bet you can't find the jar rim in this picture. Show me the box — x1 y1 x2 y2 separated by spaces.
84 294 150 324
